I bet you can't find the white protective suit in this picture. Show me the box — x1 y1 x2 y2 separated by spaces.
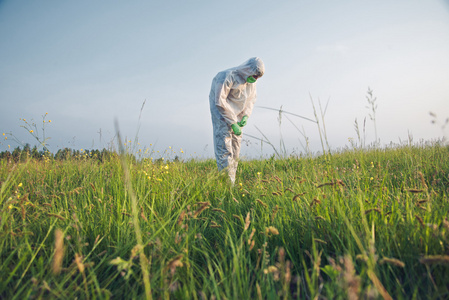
209 57 265 183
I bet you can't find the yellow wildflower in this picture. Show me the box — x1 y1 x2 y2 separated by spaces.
29 130 34 133
18 183 23 187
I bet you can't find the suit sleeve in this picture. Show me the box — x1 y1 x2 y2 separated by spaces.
214 78 238 125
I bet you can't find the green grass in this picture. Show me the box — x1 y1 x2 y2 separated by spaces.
1 142 449 299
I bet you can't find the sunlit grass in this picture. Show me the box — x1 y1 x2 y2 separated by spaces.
1 141 448 299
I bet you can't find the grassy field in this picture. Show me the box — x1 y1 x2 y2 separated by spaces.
1 142 449 299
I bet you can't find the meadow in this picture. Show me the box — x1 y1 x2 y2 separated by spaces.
1 139 448 299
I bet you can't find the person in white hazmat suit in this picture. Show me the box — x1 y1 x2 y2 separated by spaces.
209 57 265 183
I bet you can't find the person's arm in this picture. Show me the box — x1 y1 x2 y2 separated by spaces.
214 78 238 125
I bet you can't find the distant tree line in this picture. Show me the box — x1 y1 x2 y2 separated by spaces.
0 144 117 162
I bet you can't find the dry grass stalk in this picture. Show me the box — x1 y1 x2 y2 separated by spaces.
212 208 226 214
367 269 392 300
292 193 305 201
244 212 251 231
419 255 449 265
52 229 64 275
256 283 262 300
284 188 295 193
407 189 426 193
248 228 256 245
193 202 210 218
177 210 186 226
131 244 143 259
20 204 26 220
341 255 360 300
263 265 279 279
165 254 183 276
379 257 405 268
310 198 321 207
233 214 241 221
365 208 381 215
210 220 221 228
140 207 148 222
418 171 428 189
74 253 85 273
256 199 268 208
47 213 65 221
415 215 425 227
249 240 255 251
317 179 345 188
313 238 327 244
273 175 282 184
271 205 279 222
233 197 239 204
265 226 279 236
175 232 181 244
315 216 325 221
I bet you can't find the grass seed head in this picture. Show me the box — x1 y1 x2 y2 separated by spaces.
418 171 428 189
52 229 64 275
415 215 425 227
193 202 210 218
419 255 449 265
292 193 305 201
165 255 183 276
379 257 405 268
212 208 226 214
244 212 251 231
256 199 268 208
265 226 279 236
177 210 186 225
407 189 426 194
75 253 85 273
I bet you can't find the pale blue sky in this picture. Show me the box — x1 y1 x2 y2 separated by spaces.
1 0 449 158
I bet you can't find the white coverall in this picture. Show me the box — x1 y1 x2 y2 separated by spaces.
209 57 265 183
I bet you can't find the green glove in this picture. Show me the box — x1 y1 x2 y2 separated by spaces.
231 123 242 136
238 115 248 127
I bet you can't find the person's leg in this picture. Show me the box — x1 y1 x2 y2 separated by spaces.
211 113 232 171
228 133 242 183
